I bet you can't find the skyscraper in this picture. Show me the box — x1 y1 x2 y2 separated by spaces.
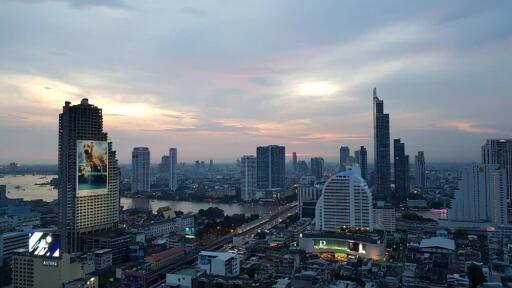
339 146 350 171
415 151 426 190
169 148 177 191
310 157 324 181
482 139 512 200
373 88 391 199
292 152 298 172
358 146 368 182
393 139 409 196
256 145 285 189
131 147 150 193
449 164 507 224
160 155 170 174
315 165 373 231
240 155 257 201
58 99 119 253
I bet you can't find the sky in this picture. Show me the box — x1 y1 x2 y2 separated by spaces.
0 0 511 164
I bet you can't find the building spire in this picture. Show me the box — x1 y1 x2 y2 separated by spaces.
373 87 377 98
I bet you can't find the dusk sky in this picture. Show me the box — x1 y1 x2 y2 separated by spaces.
0 0 511 164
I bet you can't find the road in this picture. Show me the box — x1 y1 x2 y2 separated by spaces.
146 203 298 287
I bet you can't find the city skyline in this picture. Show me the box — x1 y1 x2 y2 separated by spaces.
1 1 512 164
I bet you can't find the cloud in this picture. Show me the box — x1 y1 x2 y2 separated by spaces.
438 120 499 134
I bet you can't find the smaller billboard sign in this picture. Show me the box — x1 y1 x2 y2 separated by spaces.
28 232 60 258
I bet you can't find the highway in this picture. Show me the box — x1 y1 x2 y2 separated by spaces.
146 203 298 287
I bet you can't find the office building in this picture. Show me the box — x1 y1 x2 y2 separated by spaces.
339 146 350 171
169 148 177 191
292 152 298 172
482 139 512 200
373 201 396 232
131 147 150 193
240 155 257 201
0 231 28 266
256 145 285 189
415 151 426 190
11 251 95 288
298 185 322 219
310 157 324 181
358 146 368 181
297 160 309 176
449 164 507 224
58 99 119 253
160 155 169 174
198 251 240 276
393 139 410 196
315 165 373 231
373 88 391 200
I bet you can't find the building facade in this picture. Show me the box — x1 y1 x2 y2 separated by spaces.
169 148 178 191
373 88 391 199
393 139 410 196
131 147 150 193
256 145 285 189
358 146 368 182
415 151 426 190
482 139 512 200
58 99 119 253
240 155 257 201
315 165 373 231
449 164 507 224
339 146 350 172
310 157 324 181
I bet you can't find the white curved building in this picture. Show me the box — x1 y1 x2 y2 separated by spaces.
315 165 373 231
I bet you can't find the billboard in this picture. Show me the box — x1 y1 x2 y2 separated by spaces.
313 239 366 254
29 232 60 258
77 140 108 197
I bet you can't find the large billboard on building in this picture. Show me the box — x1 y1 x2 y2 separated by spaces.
77 140 108 197
28 231 60 258
313 239 366 254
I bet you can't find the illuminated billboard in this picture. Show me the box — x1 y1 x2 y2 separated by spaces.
77 140 108 197
29 232 60 258
313 239 366 254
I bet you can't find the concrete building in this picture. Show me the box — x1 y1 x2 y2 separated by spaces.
373 88 391 199
241 155 257 201
315 165 373 231
58 99 119 253
198 251 240 276
482 139 512 200
169 148 178 191
257 145 285 190
92 248 112 270
0 185 6 204
131 147 151 193
415 151 426 190
373 201 396 232
357 146 368 182
11 251 95 288
298 185 322 219
393 139 410 196
160 155 169 174
339 146 350 171
0 231 28 266
166 268 204 288
292 152 298 172
310 157 324 181
84 230 133 264
449 164 507 224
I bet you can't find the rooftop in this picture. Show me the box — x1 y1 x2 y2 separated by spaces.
419 237 455 251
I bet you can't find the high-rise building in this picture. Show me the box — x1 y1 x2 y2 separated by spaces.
256 145 285 189
415 151 426 190
195 160 200 169
449 164 507 224
482 139 512 200
393 139 409 196
58 99 119 253
358 146 368 181
169 148 177 191
292 152 298 172
373 88 391 199
339 146 350 171
131 147 150 193
160 155 170 174
373 201 396 232
209 159 214 169
240 155 257 201
315 165 373 231
310 157 324 181
297 160 309 176
298 185 322 219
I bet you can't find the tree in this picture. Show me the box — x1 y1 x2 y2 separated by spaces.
467 263 486 288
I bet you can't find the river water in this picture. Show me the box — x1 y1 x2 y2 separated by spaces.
0 174 277 216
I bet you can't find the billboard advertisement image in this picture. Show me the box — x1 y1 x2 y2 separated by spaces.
28 231 60 258
77 140 108 197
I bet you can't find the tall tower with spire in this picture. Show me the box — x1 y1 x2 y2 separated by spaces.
373 88 391 199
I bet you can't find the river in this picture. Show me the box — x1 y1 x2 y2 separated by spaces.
0 174 277 216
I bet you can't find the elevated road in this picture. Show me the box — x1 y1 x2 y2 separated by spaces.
146 203 297 287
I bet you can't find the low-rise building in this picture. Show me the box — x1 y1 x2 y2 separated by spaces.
198 251 240 276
